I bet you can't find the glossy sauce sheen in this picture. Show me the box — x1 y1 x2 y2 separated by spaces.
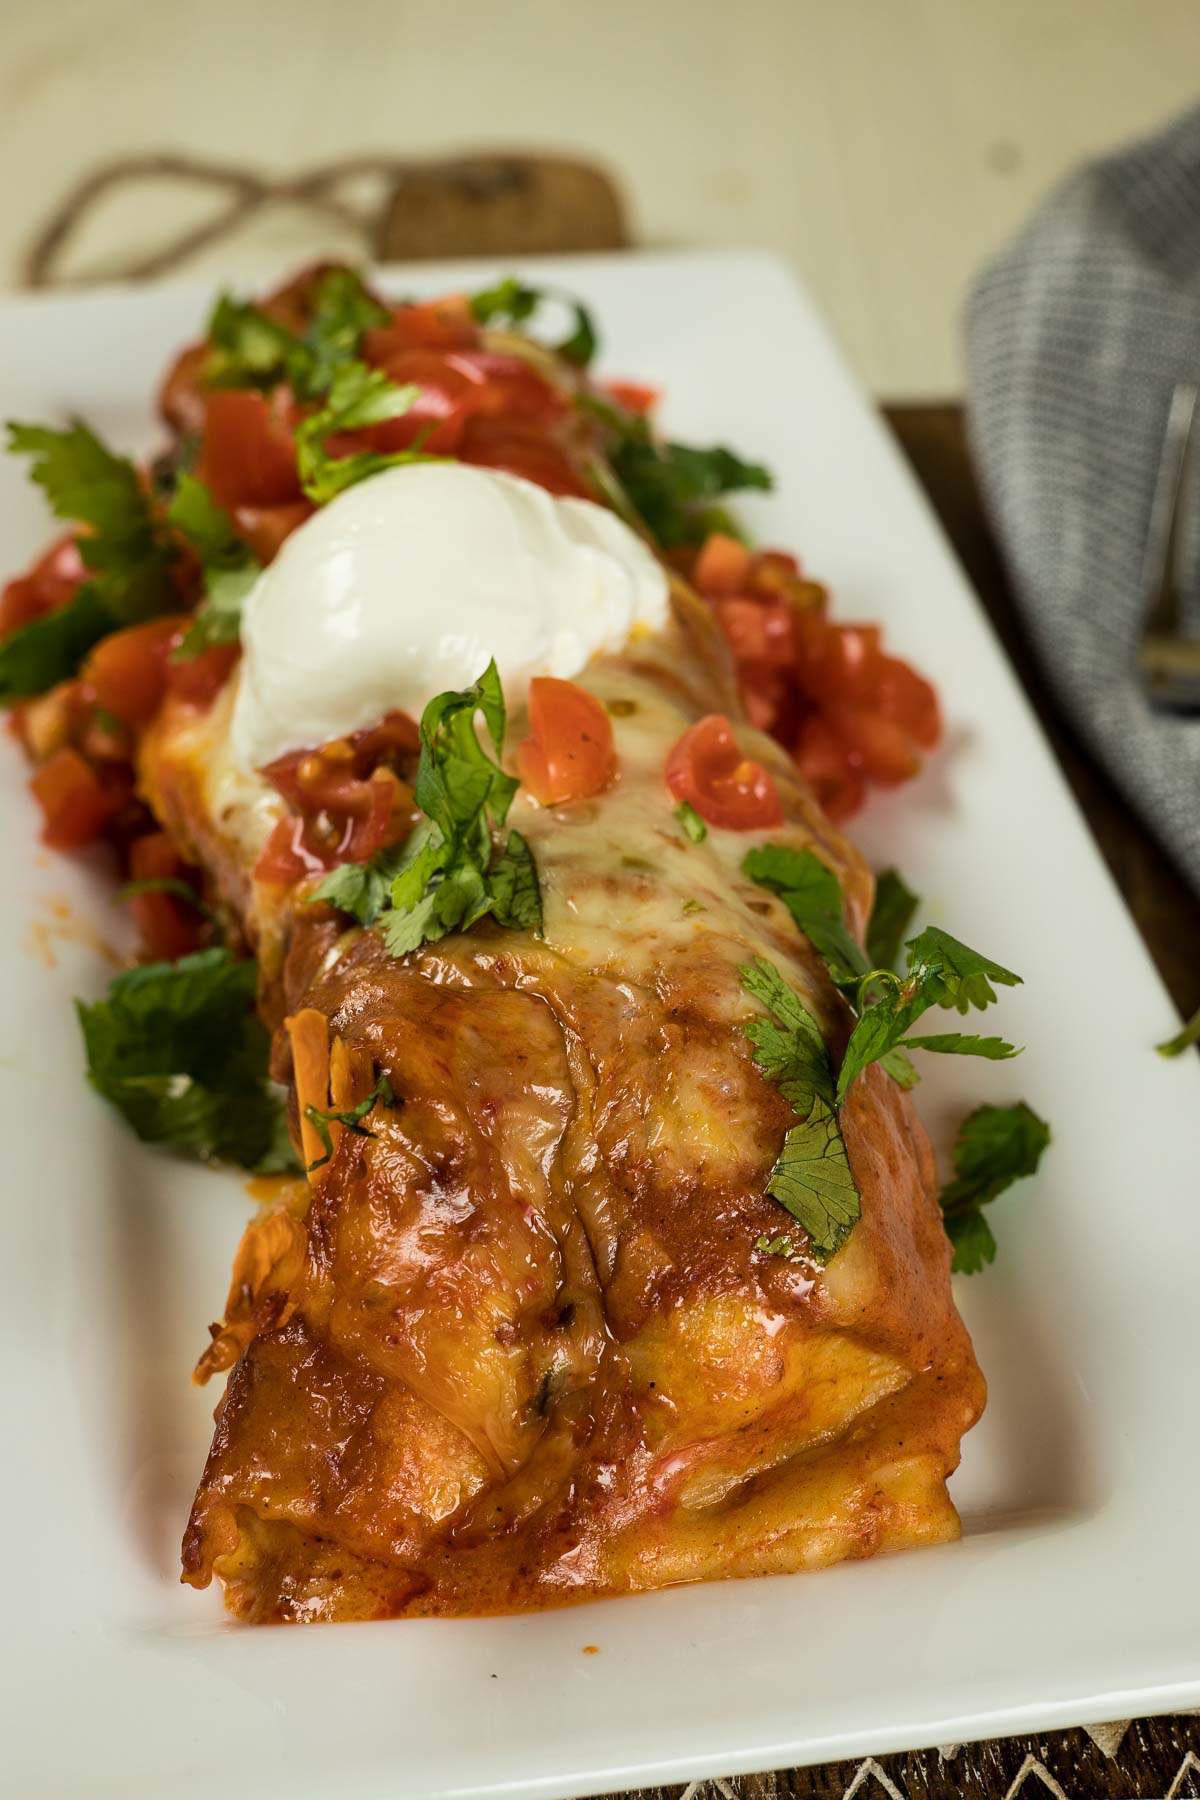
167 591 985 1622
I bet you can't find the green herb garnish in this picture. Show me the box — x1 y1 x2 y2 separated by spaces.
304 1071 397 1172
1156 1004 1200 1057
866 868 919 972
742 844 868 991
581 393 772 548
1 420 179 698
469 276 597 367
115 874 221 931
206 267 389 399
676 801 707 843
294 362 428 504
167 474 260 657
311 661 542 955
940 1102 1051 1273
76 948 296 1174
740 956 859 1260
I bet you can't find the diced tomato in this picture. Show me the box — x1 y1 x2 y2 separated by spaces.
253 816 335 886
748 549 801 593
793 714 864 822
713 597 795 668
29 747 124 849
875 656 941 748
197 389 301 510
157 342 210 436
693 532 753 596
459 416 590 498
164 637 241 709
364 295 479 357
232 501 313 564
82 616 186 727
605 380 659 416
516 678 617 806
0 534 88 637
125 830 207 961
664 713 783 831
823 703 920 787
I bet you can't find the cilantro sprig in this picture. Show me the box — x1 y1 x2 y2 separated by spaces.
470 276 597 367
304 1071 397 1172
294 362 429 504
939 1102 1051 1273
1 420 180 699
206 267 389 400
167 474 260 657
580 393 773 549
1156 1004 1200 1058
76 948 297 1174
740 956 858 1260
311 661 542 954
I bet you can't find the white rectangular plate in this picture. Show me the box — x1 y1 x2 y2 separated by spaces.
2 250 1197 1800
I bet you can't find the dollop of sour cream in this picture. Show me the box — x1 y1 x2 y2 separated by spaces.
231 462 670 772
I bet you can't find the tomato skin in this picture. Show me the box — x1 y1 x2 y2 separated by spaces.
365 295 479 357
126 830 206 961
0 534 88 637
29 747 124 849
664 713 783 831
793 714 864 822
164 637 240 709
197 389 301 510
254 816 335 886
83 616 187 727
516 678 617 805
459 416 590 498
232 501 312 565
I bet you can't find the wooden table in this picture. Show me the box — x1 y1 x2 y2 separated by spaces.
594 407 1200 1800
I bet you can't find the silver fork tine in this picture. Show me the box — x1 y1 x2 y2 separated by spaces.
1137 381 1200 712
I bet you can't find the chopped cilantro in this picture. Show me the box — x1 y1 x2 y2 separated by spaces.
743 843 867 991
312 662 542 954
866 868 919 971
294 362 427 503
940 1102 1051 1273
75 948 297 1174
740 957 859 1259
1156 1004 1200 1057
167 474 260 657
304 1071 397 1172
205 267 389 399
676 800 707 843
470 276 598 367
1 419 180 697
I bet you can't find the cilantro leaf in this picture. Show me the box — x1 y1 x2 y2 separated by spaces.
76 947 297 1174
1157 1003 1200 1057
0 587 114 702
765 1093 861 1258
609 432 772 549
115 874 220 931
489 829 543 933
905 925 1021 1015
866 868 919 971
167 474 260 658
740 958 858 1258
943 1206 998 1275
837 928 1023 1101
676 800 707 843
939 1101 1051 1274
206 296 299 391
316 664 540 957
470 277 598 367
743 843 869 991
4 420 179 695
902 1032 1019 1060
206 269 388 399
294 362 425 503
304 1070 397 1172
309 839 412 926
740 956 835 1111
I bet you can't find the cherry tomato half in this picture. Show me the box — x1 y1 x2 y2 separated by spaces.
516 678 617 805
664 713 783 831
